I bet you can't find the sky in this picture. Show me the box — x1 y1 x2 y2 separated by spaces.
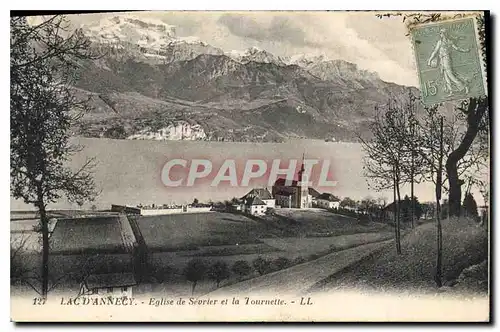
67 11 420 87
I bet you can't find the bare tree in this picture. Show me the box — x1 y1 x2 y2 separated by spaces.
360 95 421 254
10 15 100 298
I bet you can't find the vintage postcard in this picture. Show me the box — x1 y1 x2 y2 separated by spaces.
10 11 490 322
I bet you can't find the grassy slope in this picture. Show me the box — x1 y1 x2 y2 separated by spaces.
268 209 393 237
137 211 392 251
312 217 488 294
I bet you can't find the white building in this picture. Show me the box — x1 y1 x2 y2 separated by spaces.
315 193 341 210
79 273 137 298
241 188 275 209
242 196 268 216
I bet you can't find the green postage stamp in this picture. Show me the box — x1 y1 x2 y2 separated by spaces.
410 16 487 105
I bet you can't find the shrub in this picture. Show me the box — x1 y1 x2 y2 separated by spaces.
232 260 252 279
207 261 231 288
292 256 306 265
252 257 272 275
273 257 291 270
183 258 207 295
150 264 176 283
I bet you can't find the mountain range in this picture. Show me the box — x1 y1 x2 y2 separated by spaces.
71 14 419 142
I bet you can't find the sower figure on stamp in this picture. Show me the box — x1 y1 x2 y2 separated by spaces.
427 28 470 96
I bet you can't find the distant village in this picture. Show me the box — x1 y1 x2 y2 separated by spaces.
111 158 489 225
112 160 346 217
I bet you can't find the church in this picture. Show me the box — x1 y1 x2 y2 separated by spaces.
272 160 316 209
241 159 320 211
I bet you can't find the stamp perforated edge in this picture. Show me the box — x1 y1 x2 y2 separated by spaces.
406 12 488 105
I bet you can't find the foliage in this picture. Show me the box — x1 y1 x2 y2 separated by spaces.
207 261 230 288
292 256 306 265
231 260 252 278
252 257 272 276
272 257 291 271
104 125 127 139
149 264 176 284
340 197 356 209
400 195 423 223
10 235 31 283
184 258 207 282
463 193 479 218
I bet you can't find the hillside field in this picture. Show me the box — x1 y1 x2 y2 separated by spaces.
311 217 488 294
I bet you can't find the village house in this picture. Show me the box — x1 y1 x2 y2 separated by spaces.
241 188 275 208
315 193 341 209
242 196 268 216
79 272 137 298
308 187 321 205
382 198 422 224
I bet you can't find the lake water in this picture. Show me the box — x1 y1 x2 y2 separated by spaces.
10 137 487 211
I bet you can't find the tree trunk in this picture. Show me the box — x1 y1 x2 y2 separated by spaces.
410 122 415 228
395 173 402 255
434 117 444 287
411 159 415 228
38 203 49 298
393 169 399 253
393 165 402 255
191 281 197 295
446 161 462 218
445 98 487 217
435 199 443 287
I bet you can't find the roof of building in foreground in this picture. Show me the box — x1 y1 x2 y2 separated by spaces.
244 196 267 206
308 187 321 198
241 188 273 200
85 272 137 290
317 193 341 202
50 215 132 255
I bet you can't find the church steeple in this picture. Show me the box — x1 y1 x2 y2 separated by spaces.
298 152 305 182
297 151 309 208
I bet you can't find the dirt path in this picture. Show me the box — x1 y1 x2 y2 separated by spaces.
207 239 393 296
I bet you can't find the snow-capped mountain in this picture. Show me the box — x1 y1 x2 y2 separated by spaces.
81 14 224 64
286 53 381 87
287 53 329 67
81 14 177 50
227 47 287 66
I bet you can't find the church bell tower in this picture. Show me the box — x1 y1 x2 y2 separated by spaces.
297 153 309 209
